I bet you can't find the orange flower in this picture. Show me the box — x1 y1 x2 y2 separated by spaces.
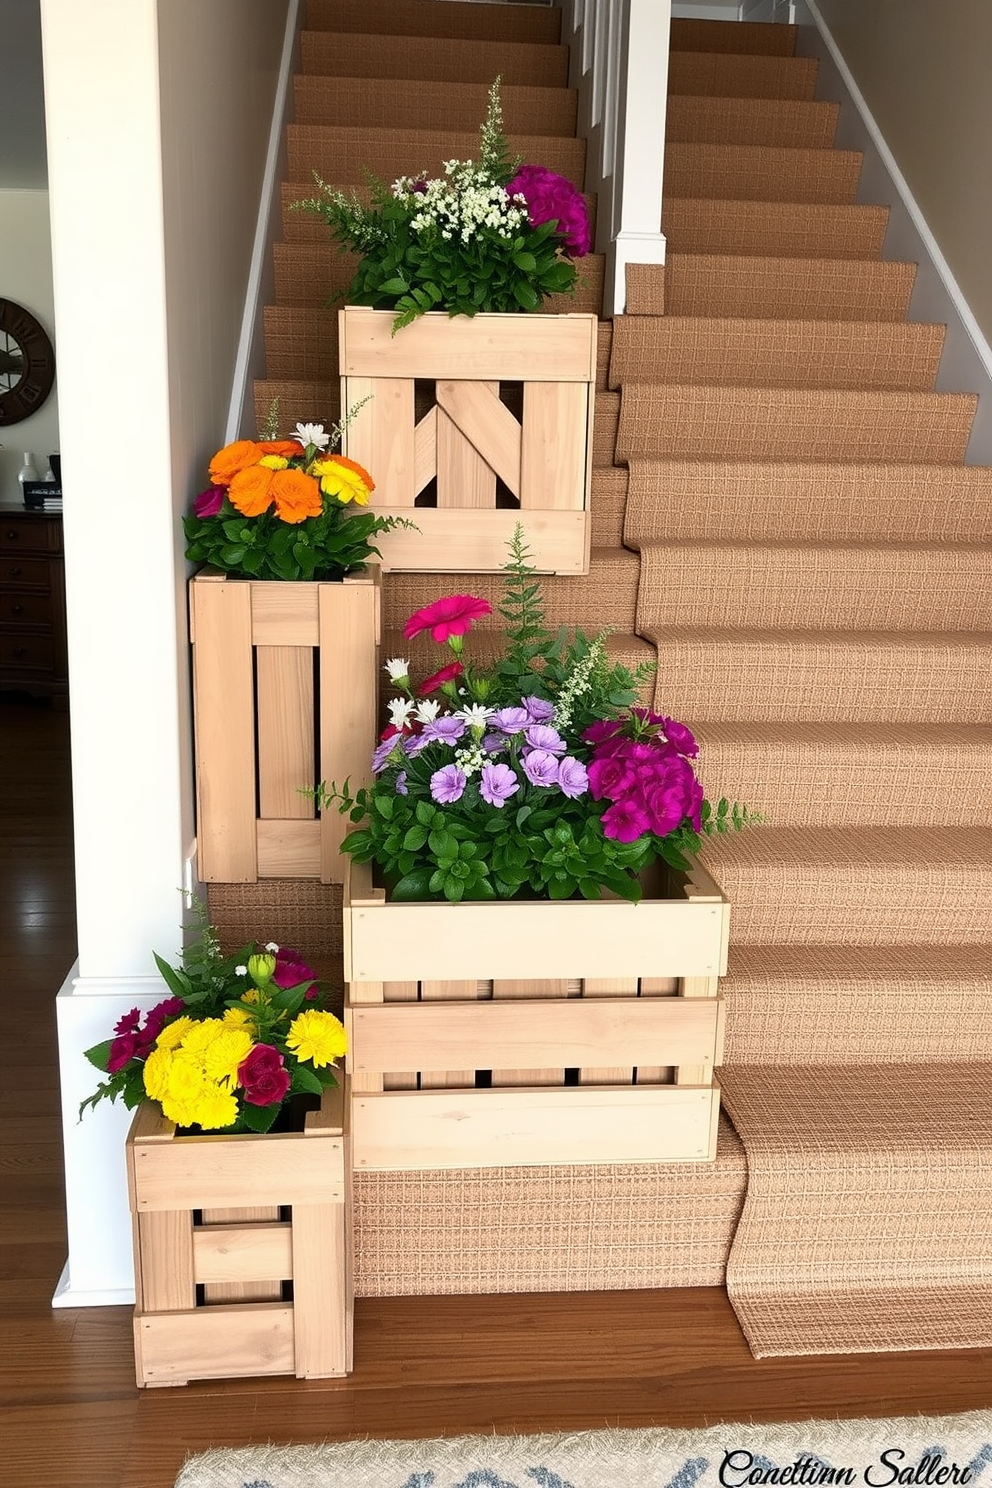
259 440 302 460
272 468 323 523
228 464 277 516
208 439 265 487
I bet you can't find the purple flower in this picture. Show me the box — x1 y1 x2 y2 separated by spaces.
524 724 566 755
395 771 408 795
420 716 466 747
522 695 555 724
430 764 466 804
556 756 589 799
479 762 520 808
506 165 592 257
490 706 531 735
600 798 651 843
522 749 560 788
193 484 225 518
482 733 507 753
372 737 403 773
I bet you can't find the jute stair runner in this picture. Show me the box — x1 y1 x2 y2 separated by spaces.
718 1064 992 1356
208 0 992 1351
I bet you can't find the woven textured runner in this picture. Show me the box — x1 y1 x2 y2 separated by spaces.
719 1064 992 1357
174 1413 992 1488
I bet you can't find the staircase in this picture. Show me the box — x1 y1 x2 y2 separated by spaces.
230 0 992 1347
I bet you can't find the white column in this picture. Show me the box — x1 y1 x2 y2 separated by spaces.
41 0 188 1306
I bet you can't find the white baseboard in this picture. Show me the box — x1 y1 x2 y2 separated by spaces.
51 1260 134 1311
795 0 992 463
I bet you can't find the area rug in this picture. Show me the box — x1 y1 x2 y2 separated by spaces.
718 1064 992 1357
175 1411 992 1488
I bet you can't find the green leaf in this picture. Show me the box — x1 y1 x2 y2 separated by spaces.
290 1062 325 1095
84 1039 116 1071
391 868 435 900
402 824 429 851
152 952 192 1001
237 1101 281 1133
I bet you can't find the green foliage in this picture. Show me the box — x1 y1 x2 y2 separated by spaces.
184 498 409 583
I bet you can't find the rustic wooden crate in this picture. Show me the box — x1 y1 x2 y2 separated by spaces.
339 306 597 574
189 566 379 883
343 860 730 1169
126 1084 351 1386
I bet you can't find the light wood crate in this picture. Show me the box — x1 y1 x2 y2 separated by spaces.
343 859 730 1170
126 1084 351 1386
189 566 379 883
339 306 597 574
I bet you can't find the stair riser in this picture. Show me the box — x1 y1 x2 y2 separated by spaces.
294 77 577 136
382 556 640 636
286 126 586 191
617 387 977 462
668 52 816 101
670 18 798 56
305 0 561 44
658 256 915 322
722 987 992 1064
666 96 838 150
609 320 944 393
663 199 888 260
697 737 992 827
716 867 992 947
623 463 992 546
301 32 569 87
665 144 861 204
649 637 992 723
637 546 992 633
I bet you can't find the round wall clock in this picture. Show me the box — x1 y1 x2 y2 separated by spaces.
0 298 56 426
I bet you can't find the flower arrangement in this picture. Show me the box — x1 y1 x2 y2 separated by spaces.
81 915 346 1133
296 78 590 331
183 406 409 581
317 530 756 903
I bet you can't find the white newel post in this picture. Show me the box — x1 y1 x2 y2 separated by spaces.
41 0 291 1307
558 0 671 314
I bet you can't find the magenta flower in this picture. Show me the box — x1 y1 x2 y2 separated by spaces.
522 749 560 788
107 1032 139 1073
588 752 637 802
556 756 589 799
403 594 492 643
272 947 317 990
507 165 592 257
659 715 699 759
430 764 467 804
418 661 464 695
238 1043 291 1107
642 781 690 838
114 1007 142 1035
480 762 520 808
583 718 624 749
193 485 225 518
600 798 651 843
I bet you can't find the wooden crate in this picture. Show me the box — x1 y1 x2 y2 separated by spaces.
343 859 730 1169
189 566 379 883
126 1084 351 1386
339 306 597 574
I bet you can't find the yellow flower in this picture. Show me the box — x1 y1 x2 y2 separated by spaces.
160 1094 198 1127
142 1046 172 1101
257 454 289 472
155 1015 193 1050
314 455 374 507
223 1006 256 1034
177 1017 226 1055
187 1088 239 1130
242 988 262 1005
286 1009 347 1068
203 1028 254 1087
166 1054 207 1104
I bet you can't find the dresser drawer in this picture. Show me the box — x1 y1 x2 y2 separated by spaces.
0 632 54 671
1 556 51 588
0 589 53 627
1 512 61 555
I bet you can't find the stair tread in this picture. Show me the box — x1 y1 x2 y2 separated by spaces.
726 941 992 984
702 822 992 868
653 253 915 321
664 197 889 259
293 75 578 135
300 31 569 87
666 95 838 149
670 18 798 55
287 124 585 189
665 142 862 205
668 52 816 102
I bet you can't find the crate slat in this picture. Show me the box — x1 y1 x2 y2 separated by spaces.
193 1220 293 1287
353 1085 720 1170
134 1303 296 1385
190 580 257 882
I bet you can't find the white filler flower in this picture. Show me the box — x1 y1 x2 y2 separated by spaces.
293 422 330 450
384 657 410 681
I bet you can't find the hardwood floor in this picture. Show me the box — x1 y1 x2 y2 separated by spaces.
1 693 989 1488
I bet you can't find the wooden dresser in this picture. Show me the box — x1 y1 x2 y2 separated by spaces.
0 501 68 705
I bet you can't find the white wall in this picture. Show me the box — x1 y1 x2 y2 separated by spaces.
41 0 291 1305
0 190 60 500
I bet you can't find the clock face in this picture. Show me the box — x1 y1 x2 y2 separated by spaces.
0 298 56 426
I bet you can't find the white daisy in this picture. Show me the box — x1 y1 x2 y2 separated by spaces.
454 703 495 729
388 698 416 729
293 422 330 451
384 657 410 681
415 699 441 724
